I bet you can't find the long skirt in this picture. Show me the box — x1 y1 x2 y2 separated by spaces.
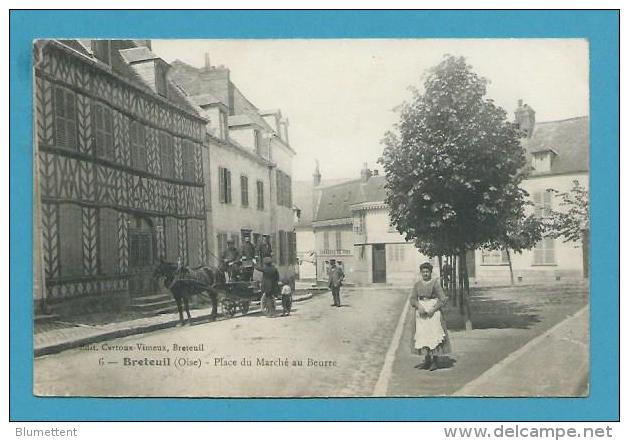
410 299 452 356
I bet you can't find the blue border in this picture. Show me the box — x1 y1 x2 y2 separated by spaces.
10 10 619 421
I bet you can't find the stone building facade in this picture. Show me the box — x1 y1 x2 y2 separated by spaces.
169 58 297 280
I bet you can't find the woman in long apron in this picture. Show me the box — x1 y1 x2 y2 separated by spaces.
410 262 452 370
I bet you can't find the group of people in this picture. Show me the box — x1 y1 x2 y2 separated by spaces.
220 234 273 282
219 234 292 317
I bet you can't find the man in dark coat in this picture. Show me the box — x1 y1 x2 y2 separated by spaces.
328 259 345 307
257 234 273 260
221 239 241 281
240 236 257 281
255 257 279 317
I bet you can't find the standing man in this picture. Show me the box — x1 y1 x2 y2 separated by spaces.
328 259 345 307
221 239 242 281
240 235 257 281
257 234 273 260
255 257 279 317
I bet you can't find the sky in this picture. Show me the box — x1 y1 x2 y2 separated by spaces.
152 39 589 182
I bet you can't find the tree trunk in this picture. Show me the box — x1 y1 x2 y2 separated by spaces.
460 250 473 331
452 254 458 308
438 255 443 287
506 248 514 285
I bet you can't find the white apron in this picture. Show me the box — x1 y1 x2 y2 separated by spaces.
414 298 446 350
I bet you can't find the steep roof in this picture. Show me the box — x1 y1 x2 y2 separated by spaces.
294 179 354 227
314 176 387 222
524 116 589 175
53 40 202 118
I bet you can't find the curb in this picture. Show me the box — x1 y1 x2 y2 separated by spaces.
36 293 315 358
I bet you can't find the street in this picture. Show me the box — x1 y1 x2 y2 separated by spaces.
34 287 407 397
34 283 588 397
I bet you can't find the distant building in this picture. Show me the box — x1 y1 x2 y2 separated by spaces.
473 102 589 284
310 164 432 285
170 57 297 280
34 40 208 315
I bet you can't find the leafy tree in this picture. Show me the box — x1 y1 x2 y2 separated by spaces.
485 211 545 285
547 181 589 243
546 181 589 278
379 55 528 329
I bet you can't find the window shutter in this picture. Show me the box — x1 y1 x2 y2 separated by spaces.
226 170 232 203
218 167 225 203
104 106 113 159
58 204 84 276
65 91 77 149
533 191 542 217
54 88 66 147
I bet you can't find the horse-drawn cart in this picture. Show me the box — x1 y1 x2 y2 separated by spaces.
214 280 262 317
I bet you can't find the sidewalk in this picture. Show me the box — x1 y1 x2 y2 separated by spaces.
385 282 589 397
34 291 314 357
455 306 589 396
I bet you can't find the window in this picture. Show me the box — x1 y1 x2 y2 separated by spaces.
532 152 552 174
129 120 147 171
533 190 553 218
276 170 292 208
218 167 232 204
240 175 249 207
354 213 365 235
91 40 110 65
99 208 119 274
186 219 202 267
335 230 342 251
155 62 168 98
159 132 175 179
256 180 265 210
94 102 114 160
254 130 263 155
388 244 406 262
230 233 240 250
481 249 509 265
54 86 77 150
58 204 83 277
216 232 228 256
533 237 556 265
182 141 195 182
164 217 179 262
323 231 330 251
279 230 287 265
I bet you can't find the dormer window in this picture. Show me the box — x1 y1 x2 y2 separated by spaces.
531 149 557 174
91 40 110 65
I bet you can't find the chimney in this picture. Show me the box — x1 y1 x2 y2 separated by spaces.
313 160 322 187
204 52 211 71
360 162 372 183
515 99 536 138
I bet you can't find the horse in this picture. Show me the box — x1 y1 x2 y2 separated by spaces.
153 260 220 326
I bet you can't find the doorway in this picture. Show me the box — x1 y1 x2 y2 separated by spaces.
372 244 387 283
128 216 157 297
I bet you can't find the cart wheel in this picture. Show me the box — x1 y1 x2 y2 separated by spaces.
225 302 237 317
240 302 250 315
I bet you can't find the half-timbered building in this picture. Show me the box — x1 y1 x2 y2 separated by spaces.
33 40 208 315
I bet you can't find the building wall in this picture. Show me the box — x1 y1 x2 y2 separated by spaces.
207 137 273 259
296 228 316 280
35 42 207 312
474 172 589 284
313 224 354 281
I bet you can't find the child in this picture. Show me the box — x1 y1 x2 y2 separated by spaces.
280 280 293 316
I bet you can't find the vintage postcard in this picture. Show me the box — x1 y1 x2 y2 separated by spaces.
32 38 590 398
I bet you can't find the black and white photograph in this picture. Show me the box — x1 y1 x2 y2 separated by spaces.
32 38 590 398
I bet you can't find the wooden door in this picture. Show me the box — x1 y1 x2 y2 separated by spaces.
372 244 387 283
128 216 157 297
